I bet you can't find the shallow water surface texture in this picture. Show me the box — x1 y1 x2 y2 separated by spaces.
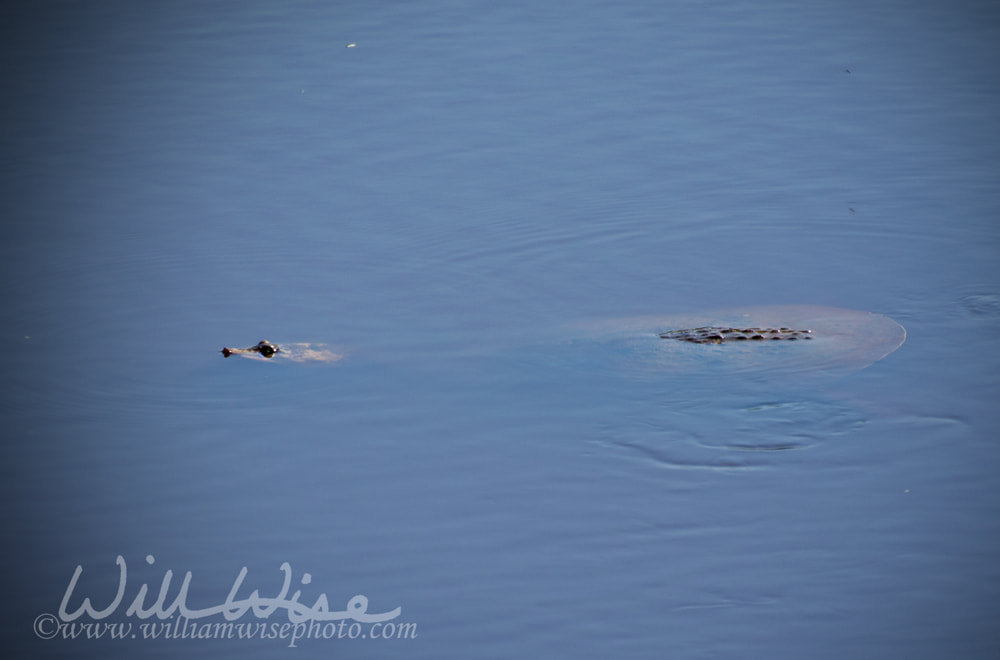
2 1 999 660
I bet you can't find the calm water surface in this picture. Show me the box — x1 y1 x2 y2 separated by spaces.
2 1 999 659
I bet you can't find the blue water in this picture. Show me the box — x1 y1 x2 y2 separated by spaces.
3 1 999 658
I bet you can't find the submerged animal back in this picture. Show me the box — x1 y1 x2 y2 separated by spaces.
658 327 813 344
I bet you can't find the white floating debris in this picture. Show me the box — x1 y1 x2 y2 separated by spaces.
346 43 356 48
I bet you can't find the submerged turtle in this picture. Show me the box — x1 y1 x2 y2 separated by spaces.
569 305 906 377
221 340 342 363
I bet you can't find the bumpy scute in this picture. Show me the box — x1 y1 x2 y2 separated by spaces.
659 327 813 344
